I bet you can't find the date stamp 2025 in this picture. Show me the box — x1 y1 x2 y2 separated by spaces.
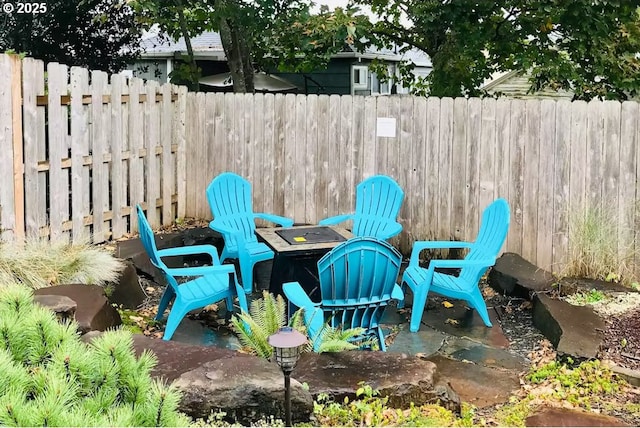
2 2 48 15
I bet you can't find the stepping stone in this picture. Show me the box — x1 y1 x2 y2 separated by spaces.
426 354 521 409
439 336 527 371
525 406 629 426
387 324 447 356
419 297 510 349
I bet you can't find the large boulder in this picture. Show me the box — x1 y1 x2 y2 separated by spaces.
34 284 121 334
292 351 461 413
33 294 77 322
105 259 147 310
117 227 224 285
130 335 314 425
489 253 555 297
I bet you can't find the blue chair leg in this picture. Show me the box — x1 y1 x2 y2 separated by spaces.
408 281 430 333
469 288 493 327
155 286 176 321
376 326 387 352
162 299 190 341
238 257 255 294
225 295 234 313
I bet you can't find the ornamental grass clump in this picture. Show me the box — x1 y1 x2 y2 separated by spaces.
0 283 190 426
0 238 124 289
562 203 637 286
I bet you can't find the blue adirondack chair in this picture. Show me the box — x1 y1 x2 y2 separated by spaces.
206 172 294 294
319 175 404 240
136 205 248 341
400 198 510 332
283 236 404 351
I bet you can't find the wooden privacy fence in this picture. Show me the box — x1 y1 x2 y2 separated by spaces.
184 92 640 274
0 54 187 243
3 53 639 276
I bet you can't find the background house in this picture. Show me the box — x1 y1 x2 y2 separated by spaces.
129 31 432 95
482 70 574 99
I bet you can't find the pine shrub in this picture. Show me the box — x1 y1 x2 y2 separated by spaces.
0 283 190 426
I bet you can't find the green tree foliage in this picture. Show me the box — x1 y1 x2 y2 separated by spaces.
0 283 190 426
0 0 147 73
133 0 364 92
356 0 640 99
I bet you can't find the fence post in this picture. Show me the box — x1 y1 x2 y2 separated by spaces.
11 54 25 241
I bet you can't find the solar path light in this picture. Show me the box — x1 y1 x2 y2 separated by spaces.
268 327 307 426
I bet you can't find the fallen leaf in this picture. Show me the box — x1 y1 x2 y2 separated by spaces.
442 301 454 308
128 315 143 322
445 318 459 325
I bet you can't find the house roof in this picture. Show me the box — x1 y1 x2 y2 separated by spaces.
140 32 225 60
482 70 573 99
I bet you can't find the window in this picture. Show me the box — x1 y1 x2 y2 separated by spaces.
352 65 369 92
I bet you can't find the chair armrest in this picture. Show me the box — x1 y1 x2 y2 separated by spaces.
409 241 474 267
428 258 496 270
164 263 236 278
157 244 219 260
283 281 318 310
318 213 353 226
254 213 294 227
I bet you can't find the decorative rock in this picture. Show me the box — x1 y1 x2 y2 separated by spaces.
489 253 555 297
34 284 122 334
525 406 629 426
116 233 184 283
105 259 147 309
427 355 521 408
181 227 223 252
33 294 77 321
129 335 313 424
532 293 605 359
117 228 226 285
292 351 461 413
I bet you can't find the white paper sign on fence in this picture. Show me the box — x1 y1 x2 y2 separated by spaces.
376 117 396 138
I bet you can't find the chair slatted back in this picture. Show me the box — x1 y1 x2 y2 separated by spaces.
136 205 179 290
206 172 259 244
460 198 510 284
352 175 404 238
317 237 401 330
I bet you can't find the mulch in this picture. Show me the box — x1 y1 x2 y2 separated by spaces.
600 308 640 372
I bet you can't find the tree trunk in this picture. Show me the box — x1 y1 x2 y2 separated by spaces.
219 17 255 93
175 0 199 91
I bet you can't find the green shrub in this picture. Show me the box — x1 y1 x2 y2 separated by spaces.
0 238 124 290
0 283 190 426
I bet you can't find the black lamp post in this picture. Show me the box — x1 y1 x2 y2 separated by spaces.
268 326 307 427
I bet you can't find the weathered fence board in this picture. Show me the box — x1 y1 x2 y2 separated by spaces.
0 55 182 243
